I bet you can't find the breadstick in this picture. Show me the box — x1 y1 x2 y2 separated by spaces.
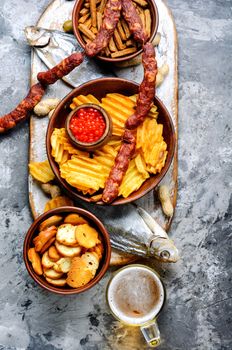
78 24 96 40
90 0 97 27
132 0 147 7
79 13 90 24
98 0 107 13
80 7 89 15
144 9 151 37
111 46 137 57
97 12 102 30
121 18 131 39
117 21 127 41
109 37 118 52
114 28 126 50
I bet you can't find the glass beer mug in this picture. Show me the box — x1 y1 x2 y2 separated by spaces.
106 264 166 347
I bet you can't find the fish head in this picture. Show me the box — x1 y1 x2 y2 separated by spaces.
149 237 180 263
24 26 51 48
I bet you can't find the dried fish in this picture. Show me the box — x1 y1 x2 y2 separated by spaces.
24 26 112 87
78 202 180 263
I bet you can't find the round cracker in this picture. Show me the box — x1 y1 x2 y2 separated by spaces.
64 213 88 225
43 268 63 280
75 224 100 249
56 224 77 246
42 251 55 269
45 277 66 287
55 240 81 258
66 257 93 288
81 252 99 276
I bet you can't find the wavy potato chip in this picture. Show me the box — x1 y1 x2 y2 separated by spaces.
60 156 105 193
119 157 149 198
29 160 55 183
70 94 100 110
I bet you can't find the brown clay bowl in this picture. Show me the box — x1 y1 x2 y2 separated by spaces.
46 77 176 205
23 206 111 295
72 0 159 63
65 103 112 151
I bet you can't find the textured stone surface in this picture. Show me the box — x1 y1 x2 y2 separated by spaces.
0 0 231 349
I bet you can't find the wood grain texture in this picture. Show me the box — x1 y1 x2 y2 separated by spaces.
28 0 178 266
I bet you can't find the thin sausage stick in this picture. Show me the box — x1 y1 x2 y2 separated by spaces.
85 0 122 57
37 52 85 85
121 0 148 43
0 83 45 133
126 42 157 129
102 130 136 203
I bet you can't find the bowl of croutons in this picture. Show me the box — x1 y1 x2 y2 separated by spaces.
23 206 111 294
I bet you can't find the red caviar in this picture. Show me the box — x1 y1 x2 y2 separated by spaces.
69 107 106 143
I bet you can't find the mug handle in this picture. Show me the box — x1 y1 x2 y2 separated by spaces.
140 320 161 347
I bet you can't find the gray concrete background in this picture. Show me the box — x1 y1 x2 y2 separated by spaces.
0 0 232 349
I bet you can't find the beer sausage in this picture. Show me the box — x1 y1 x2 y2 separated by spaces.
0 83 45 133
121 0 148 43
85 0 122 57
126 42 157 129
102 129 136 203
37 52 84 85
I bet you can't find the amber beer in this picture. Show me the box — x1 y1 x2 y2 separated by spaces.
106 265 165 347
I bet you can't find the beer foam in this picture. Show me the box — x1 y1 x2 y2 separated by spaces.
107 266 165 325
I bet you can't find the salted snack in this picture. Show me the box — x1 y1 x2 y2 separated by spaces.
29 160 55 183
158 185 174 217
50 92 167 202
66 257 93 288
56 224 77 246
28 248 43 275
27 213 104 288
44 196 74 212
75 224 100 248
78 0 153 58
33 225 57 252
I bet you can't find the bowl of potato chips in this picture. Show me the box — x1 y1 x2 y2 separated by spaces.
46 78 175 205
24 206 111 294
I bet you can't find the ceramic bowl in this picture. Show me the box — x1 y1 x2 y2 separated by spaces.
23 206 111 295
72 0 159 63
65 103 112 151
46 77 176 205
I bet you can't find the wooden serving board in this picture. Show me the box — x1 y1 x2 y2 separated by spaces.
29 0 178 266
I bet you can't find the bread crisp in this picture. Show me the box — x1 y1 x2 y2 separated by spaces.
43 268 63 280
66 257 93 288
39 215 63 231
55 240 81 258
64 213 88 225
56 224 77 246
28 248 43 275
53 257 72 273
45 277 67 287
40 237 56 254
89 242 104 260
33 225 57 252
48 246 60 261
81 252 99 276
75 224 100 248
42 251 55 269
